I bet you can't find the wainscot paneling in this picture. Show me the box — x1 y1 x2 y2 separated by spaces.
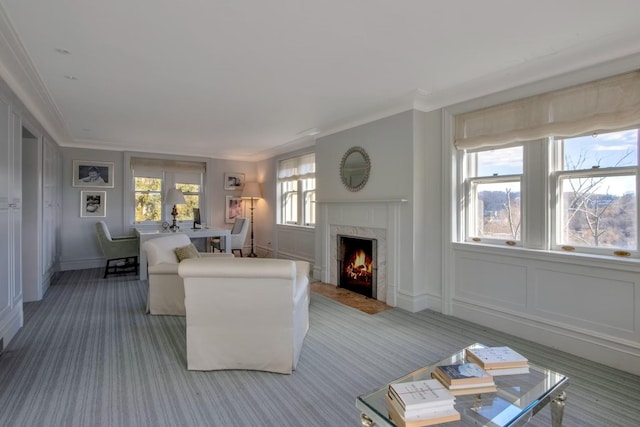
451 243 640 375
534 267 636 336
276 225 315 263
456 255 527 310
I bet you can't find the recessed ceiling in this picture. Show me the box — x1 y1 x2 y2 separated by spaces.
1 1 639 160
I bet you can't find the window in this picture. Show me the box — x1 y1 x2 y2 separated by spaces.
466 146 523 243
135 176 163 222
553 129 638 252
131 158 205 225
278 153 315 226
455 71 640 257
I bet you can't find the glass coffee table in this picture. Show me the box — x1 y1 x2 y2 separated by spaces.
356 343 569 426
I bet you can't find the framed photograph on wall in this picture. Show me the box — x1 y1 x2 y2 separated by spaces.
225 195 245 223
224 172 245 191
73 160 114 188
80 191 106 217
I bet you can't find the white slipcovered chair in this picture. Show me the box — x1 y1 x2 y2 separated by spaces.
95 221 139 278
142 233 233 315
178 257 310 373
211 217 249 257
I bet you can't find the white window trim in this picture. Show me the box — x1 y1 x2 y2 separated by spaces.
124 152 209 229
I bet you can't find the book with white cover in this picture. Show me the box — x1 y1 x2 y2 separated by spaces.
385 393 455 420
388 379 455 411
385 395 460 427
465 346 528 370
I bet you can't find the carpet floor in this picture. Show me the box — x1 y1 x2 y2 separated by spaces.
0 268 638 426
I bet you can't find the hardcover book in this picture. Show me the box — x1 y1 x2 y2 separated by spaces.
465 346 528 370
432 363 494 387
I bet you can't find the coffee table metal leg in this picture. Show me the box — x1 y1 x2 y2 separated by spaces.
360 413 375 427
551 391 567 427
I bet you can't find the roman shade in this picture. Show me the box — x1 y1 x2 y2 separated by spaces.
278 153 315 181
130 157 206 175
454 71 640 150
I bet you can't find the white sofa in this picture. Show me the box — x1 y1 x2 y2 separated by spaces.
178 257 311 373
142 233 233 315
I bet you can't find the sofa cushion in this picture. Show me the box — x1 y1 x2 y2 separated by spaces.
175 243 201 261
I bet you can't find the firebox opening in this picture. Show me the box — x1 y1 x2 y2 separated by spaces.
338 235 377 298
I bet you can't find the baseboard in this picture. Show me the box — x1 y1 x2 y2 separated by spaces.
59 257 104 271
0 301 23 350
396 291 430 313
452 299 640 376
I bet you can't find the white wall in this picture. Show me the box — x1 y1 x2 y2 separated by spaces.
314 110 443 311
59 148 125 270
59 148 256 270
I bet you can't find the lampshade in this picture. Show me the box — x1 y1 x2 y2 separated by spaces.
164 188 186 206
241 182 262 199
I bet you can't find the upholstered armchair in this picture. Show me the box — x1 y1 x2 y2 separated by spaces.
211 217 249 257
178 257 311 373
142 233 233 315
95 221 139 278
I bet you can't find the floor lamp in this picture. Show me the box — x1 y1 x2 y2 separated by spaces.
164 188 186 231
241 182 262 257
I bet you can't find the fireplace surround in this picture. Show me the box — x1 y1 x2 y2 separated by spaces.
319 199 406 305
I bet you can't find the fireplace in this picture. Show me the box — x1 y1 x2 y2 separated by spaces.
338 235 377 298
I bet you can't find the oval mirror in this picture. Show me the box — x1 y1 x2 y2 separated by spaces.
340 146 371 192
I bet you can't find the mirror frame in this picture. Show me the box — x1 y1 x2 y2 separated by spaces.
340 146 371 192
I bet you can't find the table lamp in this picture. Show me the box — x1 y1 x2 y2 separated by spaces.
241 182 262 257
165 188 186 231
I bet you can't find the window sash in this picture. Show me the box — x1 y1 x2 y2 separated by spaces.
552 168 637 252
466 176 522 244
277 154 316 226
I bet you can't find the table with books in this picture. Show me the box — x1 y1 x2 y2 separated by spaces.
355 343 569 427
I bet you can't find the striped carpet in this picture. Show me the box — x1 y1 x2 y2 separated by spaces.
0 268 638 426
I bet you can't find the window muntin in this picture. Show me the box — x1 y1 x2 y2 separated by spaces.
278 153 315 227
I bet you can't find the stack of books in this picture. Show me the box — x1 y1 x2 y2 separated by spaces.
431 363 497 395
385 379 460 427
465 346 530 376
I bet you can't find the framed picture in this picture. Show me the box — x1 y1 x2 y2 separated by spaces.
225 196 245 223
80 191 106 217
224 172 245 191
73 160 114 188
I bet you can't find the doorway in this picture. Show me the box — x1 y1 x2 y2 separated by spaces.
21 126 41 302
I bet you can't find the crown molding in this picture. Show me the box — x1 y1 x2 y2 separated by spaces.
0 4 71 144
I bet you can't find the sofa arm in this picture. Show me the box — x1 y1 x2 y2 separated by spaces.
148 263 179 275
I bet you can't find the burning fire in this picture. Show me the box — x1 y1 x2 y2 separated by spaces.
345 249 372 283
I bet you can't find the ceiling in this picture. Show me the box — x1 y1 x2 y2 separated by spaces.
1 1 640 160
